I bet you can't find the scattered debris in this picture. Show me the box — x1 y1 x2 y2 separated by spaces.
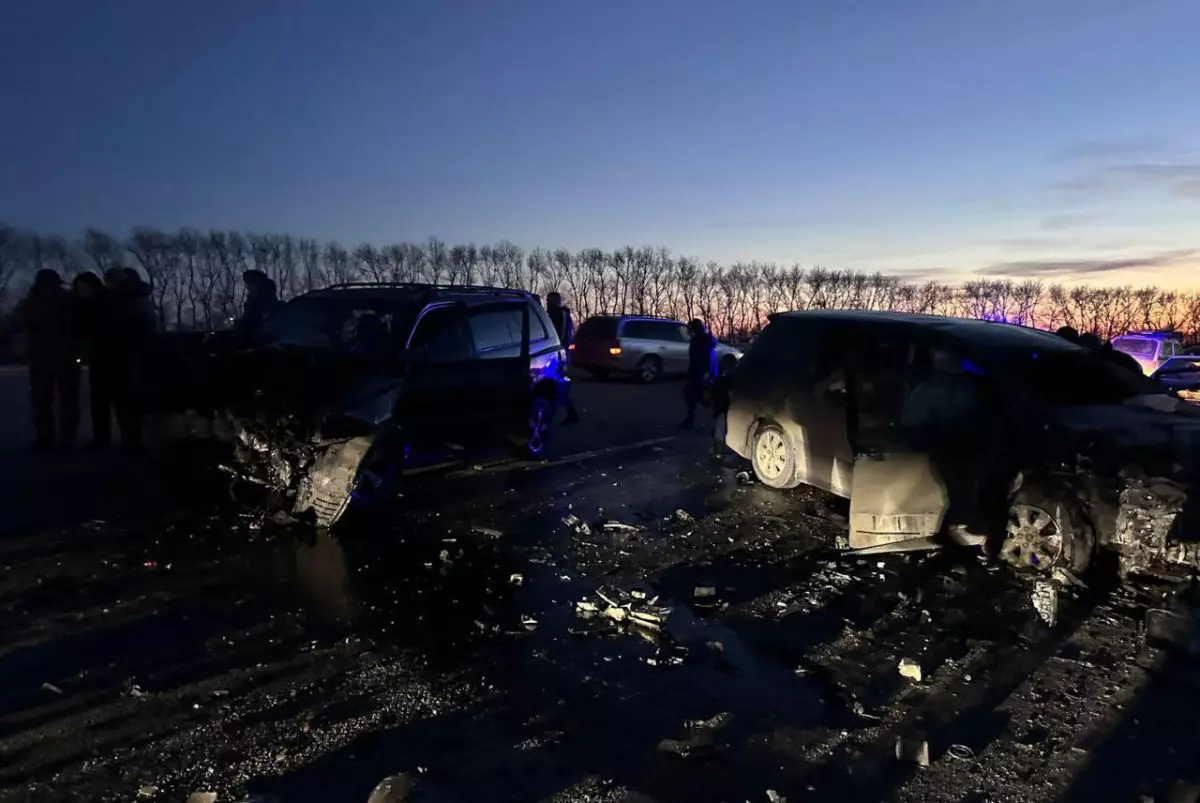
471 526 504 538
671 509 694 523
685 712 733 730
40 682 63 695
509 573 524 586
766 791 786 803
602 521 640 532
187 793 218 803
898 657 923 682
562 514 592 536
1146 607 1200 654
1033 580 1059 627
693 586 717 599
137 786 158 798
735 470 753 486
946 744 975 761
367 774 416 803
895 735 931 767
576 585 675 636
520 615 538 631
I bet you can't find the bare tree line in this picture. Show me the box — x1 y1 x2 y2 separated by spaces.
2 223 1199 341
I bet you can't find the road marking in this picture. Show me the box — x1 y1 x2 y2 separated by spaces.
406 436 678 479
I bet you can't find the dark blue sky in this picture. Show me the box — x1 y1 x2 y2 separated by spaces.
3 0 1198 285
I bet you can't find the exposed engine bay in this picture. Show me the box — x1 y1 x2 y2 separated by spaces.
153 343 402 527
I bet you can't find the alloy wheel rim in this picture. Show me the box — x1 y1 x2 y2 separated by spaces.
756 430 787 479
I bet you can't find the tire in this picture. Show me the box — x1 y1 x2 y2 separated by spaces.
999 482 1094 575
750 421 800 489
514 395 554 459
720 355 737 377
637 355 662 383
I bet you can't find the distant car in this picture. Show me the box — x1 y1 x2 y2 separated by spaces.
1151 356 1200 403
150 283 570 527
727 309 1200 580
1111 331 1184 375
572 314 742 382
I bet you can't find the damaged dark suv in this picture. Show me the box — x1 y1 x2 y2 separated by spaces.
727 310 1200 580
153 283 570 527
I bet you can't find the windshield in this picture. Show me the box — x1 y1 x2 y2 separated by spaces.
986 344 1163 406
1111 336 1157 358
258 296 419 353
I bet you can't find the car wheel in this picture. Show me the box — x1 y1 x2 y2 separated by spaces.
522 396 554 458
999 484 1094 575
637 355 662 383
751 421 799 489
720 355 737 376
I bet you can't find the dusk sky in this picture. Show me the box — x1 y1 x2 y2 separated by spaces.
2 0 1198 287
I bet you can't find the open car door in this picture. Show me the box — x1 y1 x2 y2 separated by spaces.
402 301 533 444
845 337 989 552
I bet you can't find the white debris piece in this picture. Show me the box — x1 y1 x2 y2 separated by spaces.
41 682 63 695
895 736 931 767
766 791 787 803
1033 580 1058 627
693 586 717 599
898 657 923 682
187 793 218 803
509 573 524 586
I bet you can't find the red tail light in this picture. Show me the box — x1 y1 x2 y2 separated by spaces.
568 343 575 351
608 346 622 356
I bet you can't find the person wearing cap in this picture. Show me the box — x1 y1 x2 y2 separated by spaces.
5 270 79 449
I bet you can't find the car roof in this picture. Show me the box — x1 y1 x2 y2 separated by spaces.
298 282 536 307
771 309 1078 350
583 314 683 323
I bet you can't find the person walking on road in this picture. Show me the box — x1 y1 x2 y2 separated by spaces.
681 318 716 430
71 272 116 448
545 291 580 425
5 269 80 450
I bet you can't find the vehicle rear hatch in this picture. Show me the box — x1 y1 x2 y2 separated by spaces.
573 316 621 364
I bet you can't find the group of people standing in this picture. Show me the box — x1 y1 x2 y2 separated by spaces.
6 267 155 451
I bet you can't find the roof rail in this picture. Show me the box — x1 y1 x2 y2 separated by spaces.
316 281 530 298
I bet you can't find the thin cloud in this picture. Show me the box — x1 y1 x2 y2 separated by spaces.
1055 137 1173 161
710 218 802 230
998 236 1077 251
978 248 1197 279
1052 162 1200 199
1040 211 1101 230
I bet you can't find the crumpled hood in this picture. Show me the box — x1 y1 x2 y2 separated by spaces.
1054 399 1200 477
216 346 396 416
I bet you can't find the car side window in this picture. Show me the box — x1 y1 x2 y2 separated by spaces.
656 322 689 342
408 306 474 363
529 307 551 343
621 320 651 339
468 306 525 358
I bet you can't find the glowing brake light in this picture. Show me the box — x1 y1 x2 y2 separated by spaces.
568 343 575 351
608 346 622 355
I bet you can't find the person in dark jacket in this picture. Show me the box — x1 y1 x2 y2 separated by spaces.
545 292 580 424
71 272 116 447
238 269 278 338
102 267 154 450
7 269 80 449
682 318 716 429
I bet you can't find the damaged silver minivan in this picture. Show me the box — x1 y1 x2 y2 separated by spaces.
727 310 1200 580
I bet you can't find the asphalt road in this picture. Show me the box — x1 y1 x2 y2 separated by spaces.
2 368 1200 803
